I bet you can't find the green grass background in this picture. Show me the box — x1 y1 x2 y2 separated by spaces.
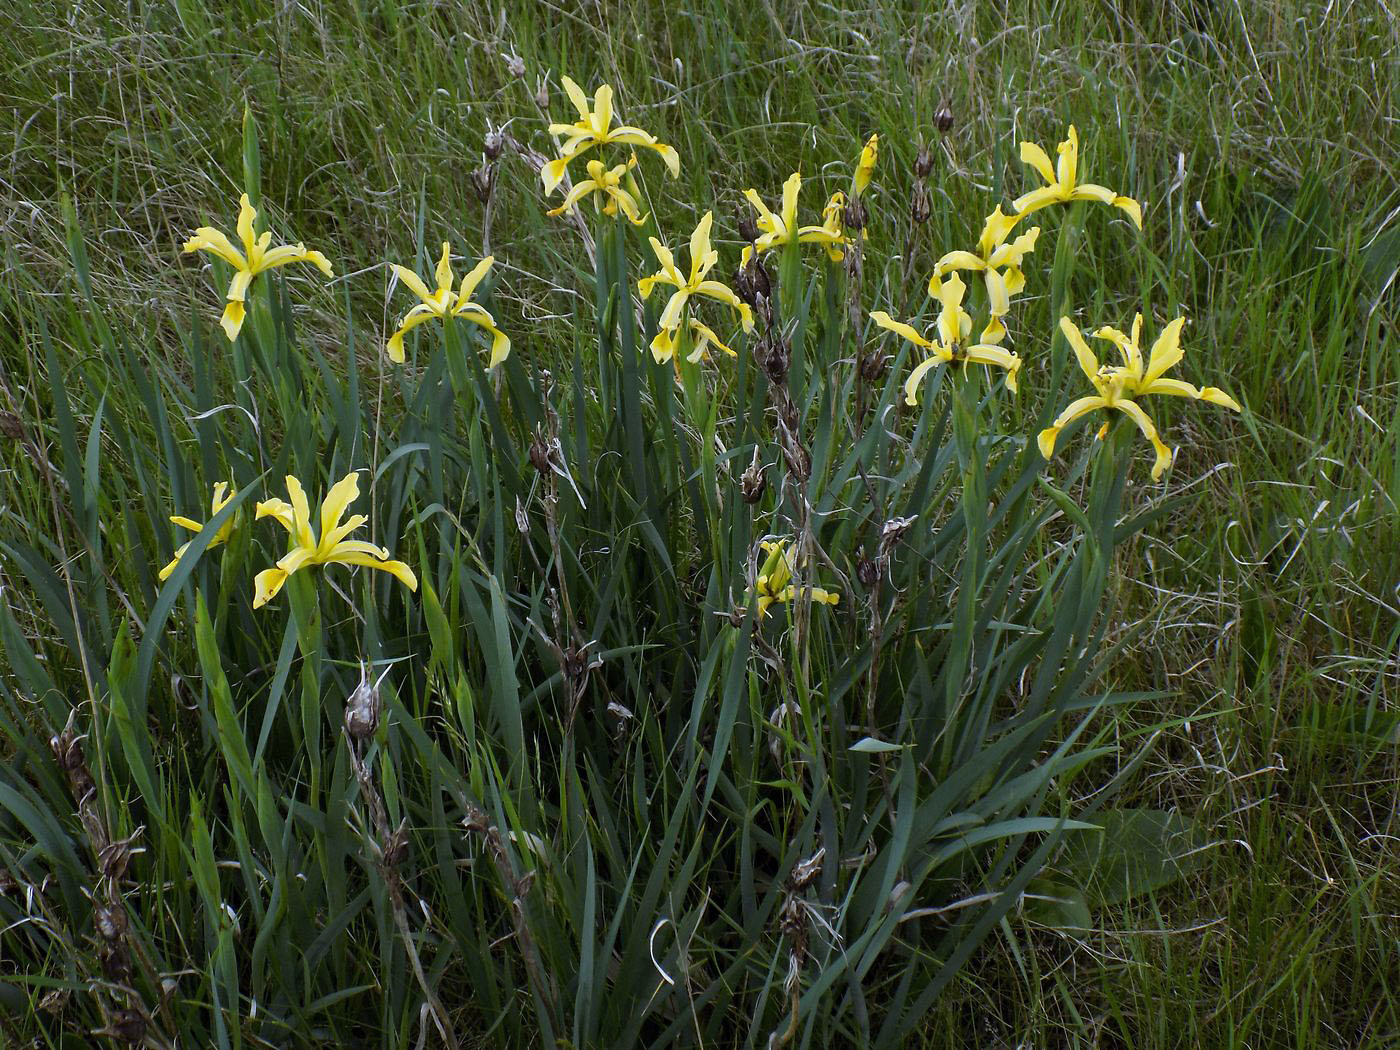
2 0 1397 1045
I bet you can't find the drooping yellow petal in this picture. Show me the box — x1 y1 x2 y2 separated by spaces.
962 343 1023 393
252 568 289 609
870 310 935 350
220 300 247 342
1038 395 1110 460
904 355 947 406
324 548 418 591
1114 398 1174 480
386 304 444 363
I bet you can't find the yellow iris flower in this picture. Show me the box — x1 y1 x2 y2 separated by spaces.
739 172 849 264
386 243 510 366
871 272 1022 405
639 211 754 362
853 133 878 196
932 207 1041 344
541 76 680 196
1013 125 1142 229
1039 314 1242 480
650 317 738 365
182 193 334 342
547 156 647 226
750 539 840 619
253 472 417 609
158 482 237 581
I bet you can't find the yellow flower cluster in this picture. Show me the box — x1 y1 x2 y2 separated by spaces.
159 473 416 611
870 125 1240 478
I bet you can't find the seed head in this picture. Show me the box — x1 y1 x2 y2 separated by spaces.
914 144 935 179
94 902 128 942
843 194 868 232
911 182 931 225
471 165 495 204
344 665 381 741
740 451 768 505
503 52 526 79
934 102 954 133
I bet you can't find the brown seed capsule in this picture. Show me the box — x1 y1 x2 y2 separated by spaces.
914 144 935 179
859 349 889 383
782 442 811 482
879 515 917 555
843 194 867 232
740 452 768 505
100 941 132 982
484 127 505 161
381 822 410 869
528 432 553 476
344 668 380 741
934 102 954 133
50 730 85 773
856 556 881 586
911 182 931 225
108 1008 147 1044
737 212 760 244
0 411 23 440
471 166 494 204
94 902 127 942
760 334 790 386
504 53 526 79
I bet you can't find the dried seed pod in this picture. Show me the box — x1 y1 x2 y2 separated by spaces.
0 411 24 440
94 902 127 942
737 212 760 245
381 821 410 869
859 349 889 383
790 847 825 890
504 53 526 78
934 102 954 133
483 127 505 161
99 941 132 982
856 556 881 587
782 442 811 483
50 729 85 773
843 194 867 232
344 667 381 741
760 334 790 386
528 431 553 476
107 1008 147 1044
879 515 917 555
471 165 495 204
911 181 931 225
740 451 768 505
914 144 935 178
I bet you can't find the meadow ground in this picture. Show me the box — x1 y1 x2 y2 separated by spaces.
1 1 1398 1047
